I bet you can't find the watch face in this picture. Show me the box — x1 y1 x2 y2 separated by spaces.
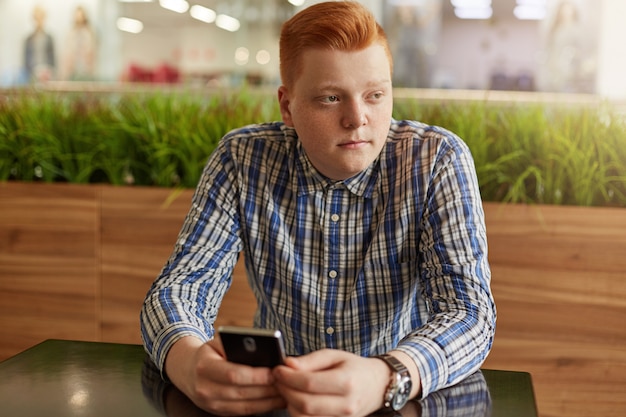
376 354 413 411
391 375 412 410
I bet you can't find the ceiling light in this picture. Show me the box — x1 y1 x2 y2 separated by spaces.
516 0 546 5
235 47 249 65
256 50 271 65
454 6 493 19
117 17 144 33
451 0 491 7
190 5 216 23
288 0 306 5
118 0 153 3
216 14 240 32
514 5 547 20
159 0 189 14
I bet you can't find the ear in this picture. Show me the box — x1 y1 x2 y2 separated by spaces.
277 86 294 127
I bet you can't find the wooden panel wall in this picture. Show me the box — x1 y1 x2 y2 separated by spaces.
1 182 625 417
100 186 193 343
482 203 626 417
0 183 100 359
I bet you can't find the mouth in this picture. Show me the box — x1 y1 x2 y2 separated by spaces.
338 140 369 149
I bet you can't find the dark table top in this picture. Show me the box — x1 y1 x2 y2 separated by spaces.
0 339 537 417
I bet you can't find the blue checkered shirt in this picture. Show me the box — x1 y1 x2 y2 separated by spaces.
140 119 496 397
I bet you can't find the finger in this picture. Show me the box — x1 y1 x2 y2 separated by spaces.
206 337 225 357
275 363 351 396
284 349 347 372
204 379 282 401
200 359 277 387
193 374 285 414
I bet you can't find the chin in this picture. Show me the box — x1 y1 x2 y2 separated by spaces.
340 167 368 180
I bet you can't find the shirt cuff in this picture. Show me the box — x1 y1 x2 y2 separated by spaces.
395 337 449 399
150 324 212 380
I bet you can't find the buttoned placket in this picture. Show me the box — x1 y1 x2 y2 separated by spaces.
321 183 344 346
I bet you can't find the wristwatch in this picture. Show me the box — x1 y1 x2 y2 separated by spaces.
375 354 412 411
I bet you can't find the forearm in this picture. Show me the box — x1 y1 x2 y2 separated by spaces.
141 295 213 374
411 200 494 395
141 149 242 372
405 250 495 395
140 259 234 373
395 292 495 398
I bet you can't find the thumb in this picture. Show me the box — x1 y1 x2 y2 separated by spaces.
283 355 302 370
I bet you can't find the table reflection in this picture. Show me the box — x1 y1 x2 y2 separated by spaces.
141 357 491 417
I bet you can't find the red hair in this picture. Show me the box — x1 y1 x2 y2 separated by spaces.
279 1 393 89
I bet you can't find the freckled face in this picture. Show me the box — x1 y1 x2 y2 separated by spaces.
278 44 393 180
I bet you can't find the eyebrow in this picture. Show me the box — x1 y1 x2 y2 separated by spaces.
316 79 392 92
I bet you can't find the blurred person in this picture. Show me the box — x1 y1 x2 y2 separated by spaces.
542 0 595 93
61 5 96 81
140 2 496 416
23 5 55 82
389 1 441 88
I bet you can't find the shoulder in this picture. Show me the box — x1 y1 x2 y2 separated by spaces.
217 122 296 163
388 119 471 157
222 122 292 143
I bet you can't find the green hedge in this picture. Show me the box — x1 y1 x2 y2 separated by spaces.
1 89 625 207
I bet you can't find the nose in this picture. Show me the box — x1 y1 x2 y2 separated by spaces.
341 100 367 129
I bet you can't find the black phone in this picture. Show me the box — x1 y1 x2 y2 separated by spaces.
218 326 287 368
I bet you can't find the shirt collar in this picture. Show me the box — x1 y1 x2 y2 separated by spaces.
285 126 381 199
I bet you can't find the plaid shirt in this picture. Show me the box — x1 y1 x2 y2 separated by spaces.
140 119 496 397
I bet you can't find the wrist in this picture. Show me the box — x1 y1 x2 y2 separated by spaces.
374 354 413 411
388 351 422 399
373 356 393 404
164 336 205 388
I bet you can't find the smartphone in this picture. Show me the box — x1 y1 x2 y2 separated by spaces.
218 326 287 368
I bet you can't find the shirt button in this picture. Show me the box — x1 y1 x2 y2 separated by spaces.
330 213 340 222
328 270 338 279
326 327 335 335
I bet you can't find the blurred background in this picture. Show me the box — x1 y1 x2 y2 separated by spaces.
1 0 624 98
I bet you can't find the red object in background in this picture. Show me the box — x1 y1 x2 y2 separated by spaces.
126 63 179 83
127 64 154 82
153 64 180 83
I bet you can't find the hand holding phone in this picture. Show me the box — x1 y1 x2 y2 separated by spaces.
218 326 287 368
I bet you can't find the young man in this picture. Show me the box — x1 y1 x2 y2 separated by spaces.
140 2 496 416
